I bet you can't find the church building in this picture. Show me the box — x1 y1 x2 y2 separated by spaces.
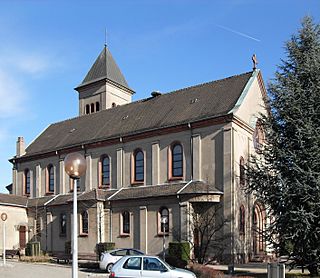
0 45 268 264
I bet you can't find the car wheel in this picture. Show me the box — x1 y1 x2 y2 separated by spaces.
106 263 114 273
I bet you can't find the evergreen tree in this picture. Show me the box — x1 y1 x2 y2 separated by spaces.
246 17 320 275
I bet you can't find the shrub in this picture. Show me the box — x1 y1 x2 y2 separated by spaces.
96 242 115 258
190 264 224 278
20 255 51 263
65 241 71 254
165 255 188 268
25 242 41 256
169 242 190 263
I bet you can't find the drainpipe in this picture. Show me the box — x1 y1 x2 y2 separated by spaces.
188 123 193 180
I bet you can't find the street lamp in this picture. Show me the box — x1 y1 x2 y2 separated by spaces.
161 216 168 262
64 153 86 278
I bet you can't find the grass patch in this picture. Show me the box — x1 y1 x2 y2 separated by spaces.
19 255 52 263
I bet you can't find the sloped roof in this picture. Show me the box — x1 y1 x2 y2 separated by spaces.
76 46 131 90
108 181 222 201
23 71 253 157
0 193 28 207
27 195 55 207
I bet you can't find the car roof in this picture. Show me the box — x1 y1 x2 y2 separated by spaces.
107 248 142 253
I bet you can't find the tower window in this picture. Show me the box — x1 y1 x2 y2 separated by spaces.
24 169 30 196
85 104 90 114
96 102 100 112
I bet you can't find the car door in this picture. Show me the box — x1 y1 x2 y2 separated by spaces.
140 257 171 278
120 256 143 278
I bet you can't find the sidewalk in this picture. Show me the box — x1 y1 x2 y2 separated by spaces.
208 262 310 277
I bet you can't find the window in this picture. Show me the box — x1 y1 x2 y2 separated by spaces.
60 213 67 236
69 177 80 192
47 164 54 193
240 157 245 186
85 104 90 114
121 211 130 235
133 149 144 183
170 143 183 179
81 210 88 235
96 102 100 112
123 257 141 270
143 257 167 271
24 169 30 195
159 207 169 234
100 155 110 187
90 103 95 113
239 205 245 235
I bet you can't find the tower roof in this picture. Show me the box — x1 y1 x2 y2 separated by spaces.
76 46 131 90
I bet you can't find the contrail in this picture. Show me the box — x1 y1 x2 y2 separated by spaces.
216 24 261 42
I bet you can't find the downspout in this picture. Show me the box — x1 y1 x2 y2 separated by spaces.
109 202 112 242
188 123 193 180
231 127 235 269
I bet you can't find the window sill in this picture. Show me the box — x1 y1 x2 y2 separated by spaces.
157 232 169 237
119 233 130 238
131 182 144 186
45 192 54 196
168 176 183 181
79 233 88 237
99 185 110 189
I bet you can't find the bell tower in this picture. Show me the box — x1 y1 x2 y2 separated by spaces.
75 46 135 116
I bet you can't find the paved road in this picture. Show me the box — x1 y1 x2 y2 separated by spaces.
0 261 108 278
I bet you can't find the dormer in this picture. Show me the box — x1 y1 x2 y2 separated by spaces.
75 46 135 116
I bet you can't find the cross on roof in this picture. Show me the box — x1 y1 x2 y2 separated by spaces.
252 54 258 70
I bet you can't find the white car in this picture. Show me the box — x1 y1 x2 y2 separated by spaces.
109 255 196 278
99 248 144 273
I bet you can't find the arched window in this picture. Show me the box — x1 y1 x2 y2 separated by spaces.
90 103 95 113
96 102 100 112
24 169 30 195
239 205 245 235
171 143 183 178
81 210 89 234
112 102 116 108
133 149 144 183
240 157 245 186
122 211 130 235
100 155 110 187
159 207 169 234
85 104 90 114
47 164 54 193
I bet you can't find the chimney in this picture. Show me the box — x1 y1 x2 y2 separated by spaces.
16 136 26 157
151 91 162 98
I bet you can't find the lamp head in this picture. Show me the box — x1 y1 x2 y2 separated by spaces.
64 152 86 179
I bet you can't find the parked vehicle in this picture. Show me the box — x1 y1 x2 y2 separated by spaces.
99 248 144 273
109 255 196 278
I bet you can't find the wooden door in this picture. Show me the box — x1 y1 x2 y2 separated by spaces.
19 226 26 249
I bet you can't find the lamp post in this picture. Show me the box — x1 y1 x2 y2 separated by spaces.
161 216 167 262
1 213 8 266
64 153 86 278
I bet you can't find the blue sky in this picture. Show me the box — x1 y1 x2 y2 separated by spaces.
0 0 319 193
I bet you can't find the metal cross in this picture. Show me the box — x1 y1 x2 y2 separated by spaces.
252 54 258 70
